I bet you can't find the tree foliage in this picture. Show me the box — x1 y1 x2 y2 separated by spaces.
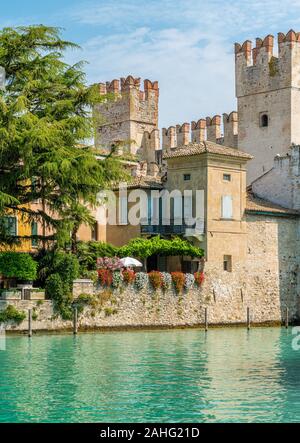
0 25 125 248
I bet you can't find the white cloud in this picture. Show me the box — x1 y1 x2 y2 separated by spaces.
67 0 300 128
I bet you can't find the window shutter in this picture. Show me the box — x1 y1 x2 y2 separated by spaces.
222 195 233 219
119 196 128 224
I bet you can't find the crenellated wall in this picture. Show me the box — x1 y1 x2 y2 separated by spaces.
235 31 300 183
94 75 159 155
162 113 238 150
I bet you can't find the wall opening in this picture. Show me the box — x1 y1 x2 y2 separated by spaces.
260 113 269 127
223 255 232 272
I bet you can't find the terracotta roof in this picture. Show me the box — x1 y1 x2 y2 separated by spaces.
246 191 299 216
113 176 163 191
163 141 253 160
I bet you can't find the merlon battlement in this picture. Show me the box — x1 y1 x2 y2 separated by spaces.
99 75 159 99
235 30 300 68
162 113 238 149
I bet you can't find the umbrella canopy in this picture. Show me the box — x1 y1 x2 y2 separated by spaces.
120 257 143 267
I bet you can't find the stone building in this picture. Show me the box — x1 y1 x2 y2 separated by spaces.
89 30 300 321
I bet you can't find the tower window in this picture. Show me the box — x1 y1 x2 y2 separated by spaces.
260 114 269 127
223 174 231 182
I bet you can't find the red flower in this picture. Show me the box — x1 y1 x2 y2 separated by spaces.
148 271 163 290
194 271 205 287
171 272 185 293
98 269 113 286
122 269 136 284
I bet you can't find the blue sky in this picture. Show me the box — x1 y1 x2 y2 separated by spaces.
2 0 300 127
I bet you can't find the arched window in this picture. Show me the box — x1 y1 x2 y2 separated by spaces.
261 114 268 127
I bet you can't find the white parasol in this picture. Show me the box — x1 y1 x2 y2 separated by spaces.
120 257 143 267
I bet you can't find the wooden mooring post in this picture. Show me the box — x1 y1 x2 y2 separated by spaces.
28 309 32 337
247 307 250 330
285 307 289 329
73 307 78 335
205 307 208 332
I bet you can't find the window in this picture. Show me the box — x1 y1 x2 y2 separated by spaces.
148 194 160 225
173 195 182 224
91 222 98 241
31 221 38 247
183 174 191 181
182 260 198 273
184 193 193 224
119 195 128 225
223 173 231 182
260 113 268 127
4 216 17 236
221 195 233 219
223 255 232 272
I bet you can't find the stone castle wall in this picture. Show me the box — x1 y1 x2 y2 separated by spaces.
252 145 300 210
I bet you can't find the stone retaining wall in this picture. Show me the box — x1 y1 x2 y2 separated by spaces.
1 270 299 332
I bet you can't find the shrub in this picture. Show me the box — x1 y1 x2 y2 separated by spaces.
148 271 163 290
171 272 185 294
37 250 79 288
45 273 73 320
194 271 205 287
96 256 123 271
112 271 123 289
185 273 195 290
135 272 149 290
122 269 136 285
0 305 26 324
161 272 172 291
104 307 118 317
98 269 113 286
53 253 79 288
76 241 119 271
0 252 37 281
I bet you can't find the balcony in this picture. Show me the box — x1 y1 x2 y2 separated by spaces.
141 218 205 240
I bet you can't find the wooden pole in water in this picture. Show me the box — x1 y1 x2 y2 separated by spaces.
285 306 289 329
73 307 78 335
28 309 32 337
205 307 208 332
247 307 250 330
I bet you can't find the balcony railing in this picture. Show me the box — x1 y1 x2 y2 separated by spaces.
141 219 205 237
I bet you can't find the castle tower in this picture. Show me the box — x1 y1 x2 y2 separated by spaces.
235 31 300 183
94 76 159 155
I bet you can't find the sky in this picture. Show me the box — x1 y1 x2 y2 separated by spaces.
2 0 300 128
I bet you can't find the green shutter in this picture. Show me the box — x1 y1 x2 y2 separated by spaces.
4 216 17 236
31 221 38 247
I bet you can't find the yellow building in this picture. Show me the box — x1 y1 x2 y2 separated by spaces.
1 211 37 253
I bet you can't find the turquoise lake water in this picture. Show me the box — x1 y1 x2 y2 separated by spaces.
0 327 300 423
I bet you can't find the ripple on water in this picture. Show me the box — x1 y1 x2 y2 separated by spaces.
0 327 299 422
